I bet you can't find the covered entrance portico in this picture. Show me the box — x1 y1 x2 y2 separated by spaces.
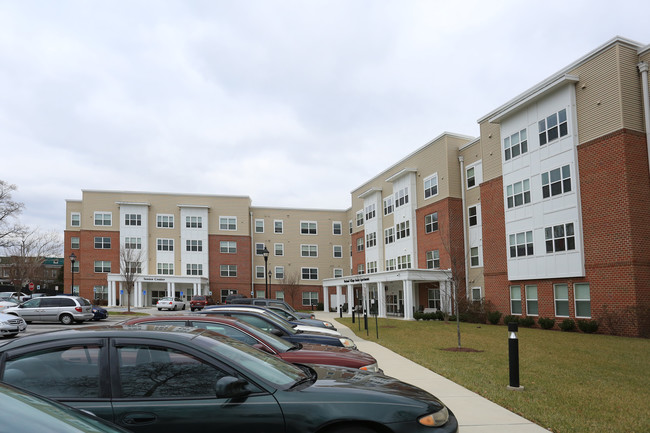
106 274 210 307
322 269 454 320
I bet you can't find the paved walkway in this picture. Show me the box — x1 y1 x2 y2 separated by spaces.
318 311 549 433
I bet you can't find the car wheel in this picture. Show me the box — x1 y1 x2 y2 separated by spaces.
182 304 186 310
158 308 162 311
191 308 195 312
173 304 178 311
60 314 73 325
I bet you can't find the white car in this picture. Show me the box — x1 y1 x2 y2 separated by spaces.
156 297 186 311
0 312 27 338
0 298 20 313
0 292 31 302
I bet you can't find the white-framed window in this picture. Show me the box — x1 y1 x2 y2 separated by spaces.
274 243 284 256
333 268 343 278
539 108 568 146
274 220 283 234
366 232 376 248
424 174 438 199
300 221 317 235
510 285 522 315
125 262 142 274
384 227 395 244
124 237 141 249
94 237 111 249
385 258 396 271
470 247 480 267
426 250 440 269
395 187 409 207
186 264 203 276
255 243 265 255
302 292 318 306
545 223 576 253
157 239 174 251
333 245 342 258
396 221 410 239
186 216 202 228
428 288 441 309
275 290 285 301
220 265 237 277
125 214 141 226
554 283 569 317
94 212 112 226
275 266 284 279
349 220 353 234
509 231 533 258
467 166 476 189
504 128 528 161
332 221 342 235
157 263 174 275
301 267 318 280
94 285 108 301
468 206 478 227
397 254 411 270
525 285 538 316
383 196 394 215
542 165 572 198
574 283 591 318
219 216 237 231
425 213 438 233
157 214 174 228
255 219 264 233
71 212 81 227
365 203 376 221
356 237 364 252
94 260 111 273
472 287 482 302
356 211 364 227
186 240 202 252
72 261 79 273
301 245 318 257
220 241 236 253
255 266 265 279
366 261 377 273
357 264 365 274
71 236 80 249
506 179 531 209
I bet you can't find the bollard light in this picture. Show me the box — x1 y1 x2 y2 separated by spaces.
507 321 524 390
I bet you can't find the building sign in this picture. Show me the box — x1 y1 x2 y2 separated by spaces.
343 277 370 283
143 277 167 282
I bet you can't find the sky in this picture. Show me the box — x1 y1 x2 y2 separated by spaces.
1 0 648 234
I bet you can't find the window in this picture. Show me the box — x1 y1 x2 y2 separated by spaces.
397 254 411 270
424 174 438 199
426 250 440 269
94 212 112 226
384 227 394 244
219 217 236 231
275 266 284 279
504 128 528 161
333 245 342 258
356 211 364 227
274 220 283 234
71 213 81 227
302 292 318 306
94 285 108 301
220 265 237 277
356 237 364 252
301 245 318 257
383 197 394 215
467 166 476 188
425 212 438 233
301 267 318 280
157 263 174 275
274 243 284 256
349 220 353 234
366 261 377 273
333 222 342 235
186 240 203 252
125 214 142 226
542 165 572 198
385 258 396 271
94 261 111 273
71 236 80 249
157 214 174 228
509 231 533 258
186 216 202 228
539 108 568 146
525 285 538 316
395 187 409 207
574 283 591 318
468 206 478 227
366 232 376 248
256 266 265 279
72 261 79 273
124 237 141 249
506 179 531 208
254 243 265 255
186 264 203 276
428 288 441 309
300 221 317 235
357 264 365 274
470 247 480 267
220 241 236 253
125 262 142 274
554 284 569 316
396 221 410 239
472 287 482 302
157 239 174 251
510 286 522 315
365 203 376 221
255 219 264 233
333 268 343 278
545 223 576 253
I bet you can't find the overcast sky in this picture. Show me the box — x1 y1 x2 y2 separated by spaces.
1 0 648 234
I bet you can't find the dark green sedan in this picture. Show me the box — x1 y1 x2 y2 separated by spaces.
0 325 458 433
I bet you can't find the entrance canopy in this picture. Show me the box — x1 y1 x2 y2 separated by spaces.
106 273 209 307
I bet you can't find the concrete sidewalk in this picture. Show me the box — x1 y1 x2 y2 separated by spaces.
318 311 549 433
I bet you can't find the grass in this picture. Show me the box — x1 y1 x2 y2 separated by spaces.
338 317 650 433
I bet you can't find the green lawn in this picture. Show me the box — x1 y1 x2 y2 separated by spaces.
338 317 650 433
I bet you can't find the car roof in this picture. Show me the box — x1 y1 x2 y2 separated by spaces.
123 314 241 326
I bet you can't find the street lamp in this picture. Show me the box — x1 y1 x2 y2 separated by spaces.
69 252 77 294
262 246 270 298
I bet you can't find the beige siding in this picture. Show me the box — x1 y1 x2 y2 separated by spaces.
65 200 82 231
618 44 645 132
478 122 502 182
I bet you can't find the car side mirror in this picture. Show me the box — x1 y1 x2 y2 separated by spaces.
270 329 283 337
215 376 250 399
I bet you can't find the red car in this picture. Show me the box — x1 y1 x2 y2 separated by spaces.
189 295 216 311
122 315 381 373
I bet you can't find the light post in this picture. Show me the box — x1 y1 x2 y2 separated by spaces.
69 252 77 294
262 247 269 298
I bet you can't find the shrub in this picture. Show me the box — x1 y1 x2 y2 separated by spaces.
577 319 599 334
519 316 536 327
423 312 437 321
538 317 556 329
487 310 502 325
559 318 576 332
503 315 518 326
414 311 424 321
435 311 445 321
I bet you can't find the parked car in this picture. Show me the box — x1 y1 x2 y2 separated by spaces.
224 293 246 304
266 305 337 330
199 308 357 349
229 297 315 319
156 296 186 311
3 295 93 324
0 312 26 338
91 304 108 320
122 315 380 372
189 295 216 311
0 325 458 432
0 291 31 302
0 381 130 433
0 298 20 312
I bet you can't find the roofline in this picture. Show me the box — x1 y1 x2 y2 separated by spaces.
78 189 252 200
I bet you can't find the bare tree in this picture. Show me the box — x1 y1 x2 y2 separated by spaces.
0 180 25 248
119 246 145 312
438 221 466 349
2 228 62 291
279 271 301 308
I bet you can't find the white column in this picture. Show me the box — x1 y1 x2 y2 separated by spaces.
346 284 354 317
377 281 386 318
322 285 330 312
108 281 116 306
403 279 414 320
335 285 343 314
361 283 369 313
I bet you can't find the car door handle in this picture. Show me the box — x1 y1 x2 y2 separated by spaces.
122 412 158 425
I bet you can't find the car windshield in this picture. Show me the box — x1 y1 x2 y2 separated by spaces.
159 297 173 301
192 332 307 388
192 296 205 301
233 320 296 353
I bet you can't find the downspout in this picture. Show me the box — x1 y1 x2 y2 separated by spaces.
458 156 470 299
250 211 255 297
638 62 650 175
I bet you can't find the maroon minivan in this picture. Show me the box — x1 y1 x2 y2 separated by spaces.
189 295 216 311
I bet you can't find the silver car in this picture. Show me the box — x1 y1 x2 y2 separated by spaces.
4 296 93 325
0 312 27 338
